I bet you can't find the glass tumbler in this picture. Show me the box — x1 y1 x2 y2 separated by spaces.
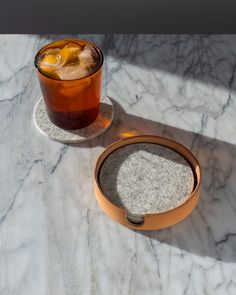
34 39 103 130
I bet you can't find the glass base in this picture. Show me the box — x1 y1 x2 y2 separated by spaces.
33 96 114 144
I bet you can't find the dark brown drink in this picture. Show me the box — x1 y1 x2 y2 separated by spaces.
35 39 103 130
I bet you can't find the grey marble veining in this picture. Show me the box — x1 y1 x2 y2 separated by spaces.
1 34 236 294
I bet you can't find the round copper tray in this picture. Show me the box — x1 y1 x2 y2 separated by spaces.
94 135 201 230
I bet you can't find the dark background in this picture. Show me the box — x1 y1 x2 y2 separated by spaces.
1 0 236 33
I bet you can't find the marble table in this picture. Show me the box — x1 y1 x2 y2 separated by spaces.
1 34 236 295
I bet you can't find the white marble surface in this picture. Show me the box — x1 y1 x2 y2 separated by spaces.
1 34 236 294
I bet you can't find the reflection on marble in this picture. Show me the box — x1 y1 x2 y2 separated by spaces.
1 34 236 294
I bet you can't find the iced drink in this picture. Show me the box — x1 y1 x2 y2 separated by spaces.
35 39 103 130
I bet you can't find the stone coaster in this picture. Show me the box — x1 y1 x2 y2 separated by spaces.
99 143 195 215
33 96 114 143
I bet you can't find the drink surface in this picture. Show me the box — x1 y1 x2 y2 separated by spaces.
35 40 101 80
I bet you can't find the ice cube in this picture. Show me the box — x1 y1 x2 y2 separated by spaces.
60 42 82 65
38 48 60 67
78 44 99 72
38 48 67 77
56 64 90 80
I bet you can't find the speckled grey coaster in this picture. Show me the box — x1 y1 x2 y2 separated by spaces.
99 143 195 215
33 96 114 143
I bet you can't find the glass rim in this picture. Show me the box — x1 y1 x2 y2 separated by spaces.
34 38 104 82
